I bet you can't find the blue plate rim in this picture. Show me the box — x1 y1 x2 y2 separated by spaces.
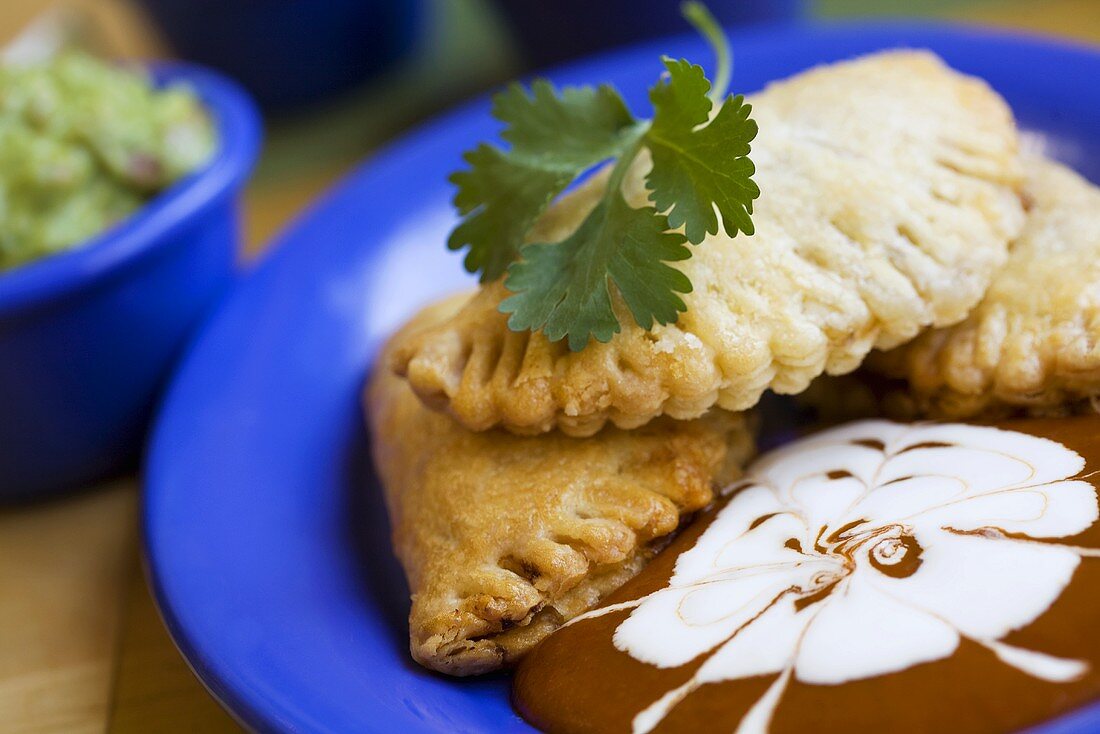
143 19 1100 734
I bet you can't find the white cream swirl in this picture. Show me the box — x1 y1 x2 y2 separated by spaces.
568 420 1100 734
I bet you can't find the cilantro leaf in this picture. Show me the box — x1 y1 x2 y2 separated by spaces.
496 81 644 167
447 82 642 282
446 2 760 352
448 145 573 282
645 57 759 244
501 191 692 352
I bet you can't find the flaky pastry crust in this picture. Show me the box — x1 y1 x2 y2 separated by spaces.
868 156 1100 418
393 51 1025 436
366 296 755 675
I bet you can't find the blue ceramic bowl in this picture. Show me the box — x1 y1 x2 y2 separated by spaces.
136 0 423 111
0 63 261 502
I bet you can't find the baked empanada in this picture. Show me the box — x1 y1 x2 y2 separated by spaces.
869 156 1100 418
367 296 755 675
393 51 1025 437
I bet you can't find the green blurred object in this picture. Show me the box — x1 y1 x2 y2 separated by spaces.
0 52 215 269
253 0 517 184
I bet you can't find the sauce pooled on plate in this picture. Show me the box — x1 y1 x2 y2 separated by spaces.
514 418 1100 734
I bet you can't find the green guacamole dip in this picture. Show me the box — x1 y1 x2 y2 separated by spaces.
0 53 217 270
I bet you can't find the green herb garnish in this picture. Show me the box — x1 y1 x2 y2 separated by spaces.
447 2 759 351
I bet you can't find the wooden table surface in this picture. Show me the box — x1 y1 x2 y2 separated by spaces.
1 1 1098 732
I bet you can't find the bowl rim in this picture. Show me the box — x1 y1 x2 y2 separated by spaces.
0 60 262 316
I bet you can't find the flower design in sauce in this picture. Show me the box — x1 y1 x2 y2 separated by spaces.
569 420 1100 734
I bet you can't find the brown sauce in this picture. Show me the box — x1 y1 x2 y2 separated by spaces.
513 417 1100 734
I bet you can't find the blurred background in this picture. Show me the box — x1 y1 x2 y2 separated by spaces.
1 0 1097 731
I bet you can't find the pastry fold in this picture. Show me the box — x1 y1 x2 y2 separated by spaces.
393 50 1025 437
367 296 755 675
869 155 1100 417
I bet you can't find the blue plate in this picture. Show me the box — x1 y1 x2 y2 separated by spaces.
144 23 1100 734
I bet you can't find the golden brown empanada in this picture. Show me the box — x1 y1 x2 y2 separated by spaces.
367 296 755 675
868 156 1100 418
393 51 1025 437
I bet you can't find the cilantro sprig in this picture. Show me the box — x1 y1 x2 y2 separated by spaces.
447 2 759 351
